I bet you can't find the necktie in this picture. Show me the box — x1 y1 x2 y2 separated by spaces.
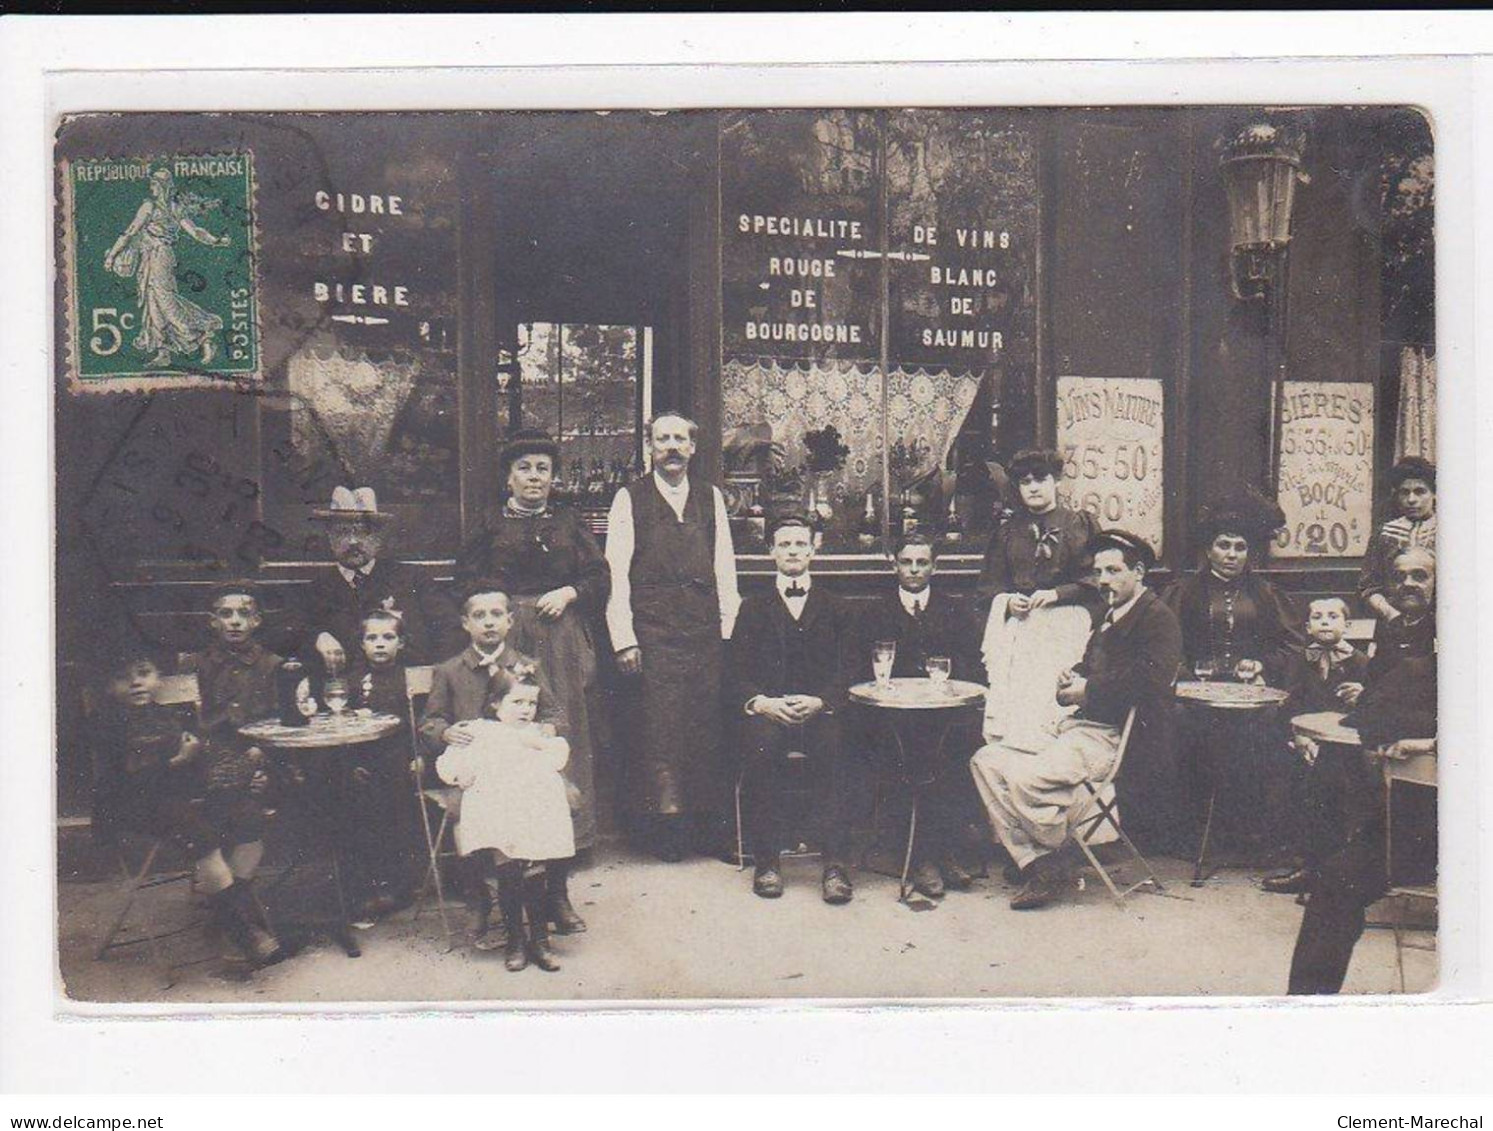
785 583 806 598
911 598 925 620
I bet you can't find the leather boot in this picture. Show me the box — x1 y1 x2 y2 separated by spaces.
230 880 285 965
497 876 528 972
524 872 561 972
546 862 587 934
212 886 283 968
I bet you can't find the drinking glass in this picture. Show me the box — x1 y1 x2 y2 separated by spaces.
926 655 951 692
323 677 349 718
1193 657 1217 682
872 640 897 687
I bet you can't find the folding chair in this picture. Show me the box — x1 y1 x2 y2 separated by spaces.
1065 707 1165 907
93 673 216 988
732 746 818 871
404 665 459 949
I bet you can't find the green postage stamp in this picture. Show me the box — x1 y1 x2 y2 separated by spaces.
62 152 260 390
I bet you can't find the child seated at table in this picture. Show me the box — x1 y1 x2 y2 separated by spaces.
342 609 418 925
1264 597 1372 896
437 667 576 972
92 644 284 967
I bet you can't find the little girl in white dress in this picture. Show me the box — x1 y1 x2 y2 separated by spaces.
438 667 575 972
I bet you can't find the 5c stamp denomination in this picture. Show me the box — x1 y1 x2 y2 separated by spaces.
62 152 260 390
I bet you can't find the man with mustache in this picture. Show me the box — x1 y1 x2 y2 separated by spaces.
1287 546 1438 994
605 413 742 861
970 530 1182 910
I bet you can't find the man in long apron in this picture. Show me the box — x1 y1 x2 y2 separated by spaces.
605 413 741 861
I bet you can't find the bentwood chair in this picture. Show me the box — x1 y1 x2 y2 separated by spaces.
1063 707 1166 907
405 665 459 950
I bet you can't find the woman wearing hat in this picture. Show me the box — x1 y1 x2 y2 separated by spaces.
1164 490 1303 687
455 429 609 934
1164 490 1304 857
1358 456 1436 623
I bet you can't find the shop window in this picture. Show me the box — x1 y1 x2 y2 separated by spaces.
509 322 648 512
718 109 1038 555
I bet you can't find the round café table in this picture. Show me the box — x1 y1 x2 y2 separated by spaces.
239 711 402 958
848 677 986 905
1174 680 1291 886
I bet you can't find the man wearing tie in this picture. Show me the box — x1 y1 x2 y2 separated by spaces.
729 514 855 904
291 486 433 672
860 532 985 898
970 530 1182 910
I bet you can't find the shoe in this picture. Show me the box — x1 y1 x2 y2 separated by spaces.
212 886 285 968
1262 867 1315 895
528 935 562 973
473 921 510 952
941 856 975 891
753 866 784 899
1009 874 1063 911
548 893 588 934
910 861 946 899
821 866 854 905
504 935 529 972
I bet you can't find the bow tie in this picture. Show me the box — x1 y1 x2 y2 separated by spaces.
784 583 807 598
1306 641 1354 675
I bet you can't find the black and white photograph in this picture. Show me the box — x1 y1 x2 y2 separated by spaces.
47 96 1442 1005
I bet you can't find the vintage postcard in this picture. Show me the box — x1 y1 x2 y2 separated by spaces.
51 100 1439 1008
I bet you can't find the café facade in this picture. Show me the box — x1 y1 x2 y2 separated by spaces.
53 105 1435 817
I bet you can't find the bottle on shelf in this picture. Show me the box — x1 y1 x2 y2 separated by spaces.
945 493 964 545
857 490 879 548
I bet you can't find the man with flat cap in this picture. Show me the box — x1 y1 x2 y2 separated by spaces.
970 529 1182 910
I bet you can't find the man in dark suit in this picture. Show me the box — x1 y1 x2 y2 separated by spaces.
730 514 855 905
859 532 985 898
289 486 433 672
1288 546 1438 994
970 530 1182 909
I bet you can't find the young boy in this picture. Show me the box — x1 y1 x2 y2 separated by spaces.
420 578 565 944
188 581 286 965
1264 597 1372 896
342 609 418 923
93 643 283 967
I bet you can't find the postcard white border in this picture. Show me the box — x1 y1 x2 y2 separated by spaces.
2 12 1490 1094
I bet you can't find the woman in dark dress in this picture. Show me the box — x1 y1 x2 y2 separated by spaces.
977 448 1101 614
455 429 609 934
1164 490 1305 857
1164 492 1303 686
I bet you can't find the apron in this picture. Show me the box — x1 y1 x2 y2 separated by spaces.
626 476 724 817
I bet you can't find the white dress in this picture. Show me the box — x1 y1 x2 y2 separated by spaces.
437 721 575 861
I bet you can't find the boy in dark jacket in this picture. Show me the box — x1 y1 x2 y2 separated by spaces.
344 609 420 923
1265 598 1374 896
92 645 283 967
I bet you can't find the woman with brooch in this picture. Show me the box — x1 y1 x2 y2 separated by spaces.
455 429 610 935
